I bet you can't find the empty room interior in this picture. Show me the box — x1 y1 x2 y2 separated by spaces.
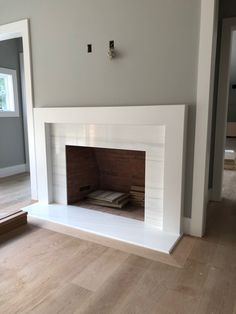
1 0 236 313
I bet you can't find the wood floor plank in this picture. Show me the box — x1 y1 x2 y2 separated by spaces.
211 242 236 271
0 230 106 313
189 238 217 265
171 235 196 266
72 247 129 292
154 289 201 314
112 261 176 314
76 256 152 314
197 267 236 314
169 259 210 298
30 283 91 314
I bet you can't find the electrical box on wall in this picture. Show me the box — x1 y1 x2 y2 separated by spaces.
86 41 116 59
87 44 92 53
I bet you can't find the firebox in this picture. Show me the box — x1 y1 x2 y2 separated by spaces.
65 145 145 220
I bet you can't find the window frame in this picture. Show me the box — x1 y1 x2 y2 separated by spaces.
0 67 19 117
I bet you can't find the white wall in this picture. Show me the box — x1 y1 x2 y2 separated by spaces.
0 0 201 218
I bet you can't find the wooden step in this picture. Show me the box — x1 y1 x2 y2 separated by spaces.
0 210 27 235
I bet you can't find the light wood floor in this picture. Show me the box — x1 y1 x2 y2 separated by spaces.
1 172 236 313
0 173 32 212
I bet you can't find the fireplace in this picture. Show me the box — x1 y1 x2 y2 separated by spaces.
26 106 187 253
66 145 145 220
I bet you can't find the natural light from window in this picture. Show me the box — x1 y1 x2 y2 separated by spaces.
0 67 19 117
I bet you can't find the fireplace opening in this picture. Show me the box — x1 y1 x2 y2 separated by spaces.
66 145 145 221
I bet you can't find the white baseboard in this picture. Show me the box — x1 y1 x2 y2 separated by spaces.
183 217 191 235
183 217 205 237
0 164 27 178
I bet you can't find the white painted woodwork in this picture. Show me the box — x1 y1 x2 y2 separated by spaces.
33 105 187 242
51 123 164 228
190 0 218 236
25 202 180 254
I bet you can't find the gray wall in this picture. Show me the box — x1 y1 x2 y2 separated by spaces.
0 0 200 107
0 38 25 168
0 0 201 217
228 31 236 122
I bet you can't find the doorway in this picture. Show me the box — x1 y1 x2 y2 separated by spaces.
212 18 236 201
0 38 28 174
0 20 36 200
222 30 236 201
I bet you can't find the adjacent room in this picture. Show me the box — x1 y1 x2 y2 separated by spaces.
0 0 236 313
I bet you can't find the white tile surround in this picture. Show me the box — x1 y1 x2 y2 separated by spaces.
51 123 165 228
25 105 187 253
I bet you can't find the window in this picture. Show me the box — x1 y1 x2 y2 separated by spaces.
0 67 19 117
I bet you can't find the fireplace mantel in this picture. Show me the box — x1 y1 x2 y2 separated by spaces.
25 105 187 253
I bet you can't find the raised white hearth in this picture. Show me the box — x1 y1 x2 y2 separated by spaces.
26 203 180 253
25 105 187 254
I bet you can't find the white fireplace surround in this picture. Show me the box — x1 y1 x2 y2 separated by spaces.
26 105 187 253
51 123 165 229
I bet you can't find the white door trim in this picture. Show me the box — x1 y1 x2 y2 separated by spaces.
0 20 37 199
212 17 236 201
190 0 218 236
19 52 30 172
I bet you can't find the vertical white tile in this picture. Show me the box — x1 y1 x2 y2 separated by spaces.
50 123 166 229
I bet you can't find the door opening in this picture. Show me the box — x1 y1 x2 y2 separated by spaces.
212 18 236 201
0 20 36 200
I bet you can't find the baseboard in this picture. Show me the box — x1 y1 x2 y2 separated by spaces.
0 164 27 178
183 217 191 235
